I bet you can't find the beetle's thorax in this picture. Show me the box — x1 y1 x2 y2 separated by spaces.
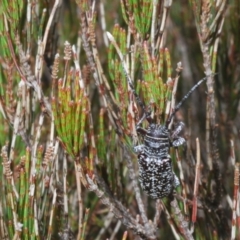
143 123 170 157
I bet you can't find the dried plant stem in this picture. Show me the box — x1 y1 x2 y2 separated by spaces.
86 174 156 239
0 100 7 120
126 27 131 59
130 44 136 83
150 0 158 55
74 161 84 240
1 146 20 237
231 163 239 240
107 32 134 88
33 113 44 156
50 113 55 146
153 200 162 228
16 37 52 115
31 112 45 196
196 1 226 173
155 2 171 51
109 220 122 240
63 153 69 226
170 197 193 240
206 98 212 170
0 199 9 239
175 149 187 213
26 0 32 56
165 62 182 129
33 200 39 238
211 18 225 72
208 0 227 37
159 4 168 37
80 12 105 99
230 140 236 169
237 197 240 239
35 0 60 83
203 49 220 178
47 188 57 240
12 232 20 240
62 41 72 87
9 99 21 162
96 212 114 240
72 46 85 90
80 208 90 240
166 62 182 128
99 0 108 46
192 138 201 225
161 201 180 240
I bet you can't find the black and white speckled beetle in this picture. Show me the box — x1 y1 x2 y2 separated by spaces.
128 74 208 199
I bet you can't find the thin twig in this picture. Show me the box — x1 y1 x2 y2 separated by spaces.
231 162 239 240
153 200 162 228
161 201 181 240
95 212 114 240
35 0 60 83
74 161 84 240
109 220 122 240
150 0 158 56
47 188 57 240
99 0 109 47
192 138 201 226
175 148 187 213
63 153 69 228
170 197 194 240
87 174 156 239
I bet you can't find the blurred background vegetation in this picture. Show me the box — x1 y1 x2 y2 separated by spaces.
0 0 239 239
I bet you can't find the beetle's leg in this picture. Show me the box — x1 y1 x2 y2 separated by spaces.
171 122 186 147
133 115 147 151
172 122 185 138
172 137 185 147
136 105 152 127
136 113 147 128
136 127 148 135
134 144 145 153
136 105 152 137
133 110 149 150
173 173 180 188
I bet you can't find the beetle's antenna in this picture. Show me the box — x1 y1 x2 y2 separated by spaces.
166 74 216 127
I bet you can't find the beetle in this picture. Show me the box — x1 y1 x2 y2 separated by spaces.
129 76 209 199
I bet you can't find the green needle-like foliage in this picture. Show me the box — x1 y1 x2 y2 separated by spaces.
52 48 88 158
0 0 24 57
0 0 239 239
140 46 173 123
121 0 153 37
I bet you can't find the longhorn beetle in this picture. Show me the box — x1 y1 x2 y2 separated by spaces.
131 75 211 199
106 32 211 199
124 67 210 199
